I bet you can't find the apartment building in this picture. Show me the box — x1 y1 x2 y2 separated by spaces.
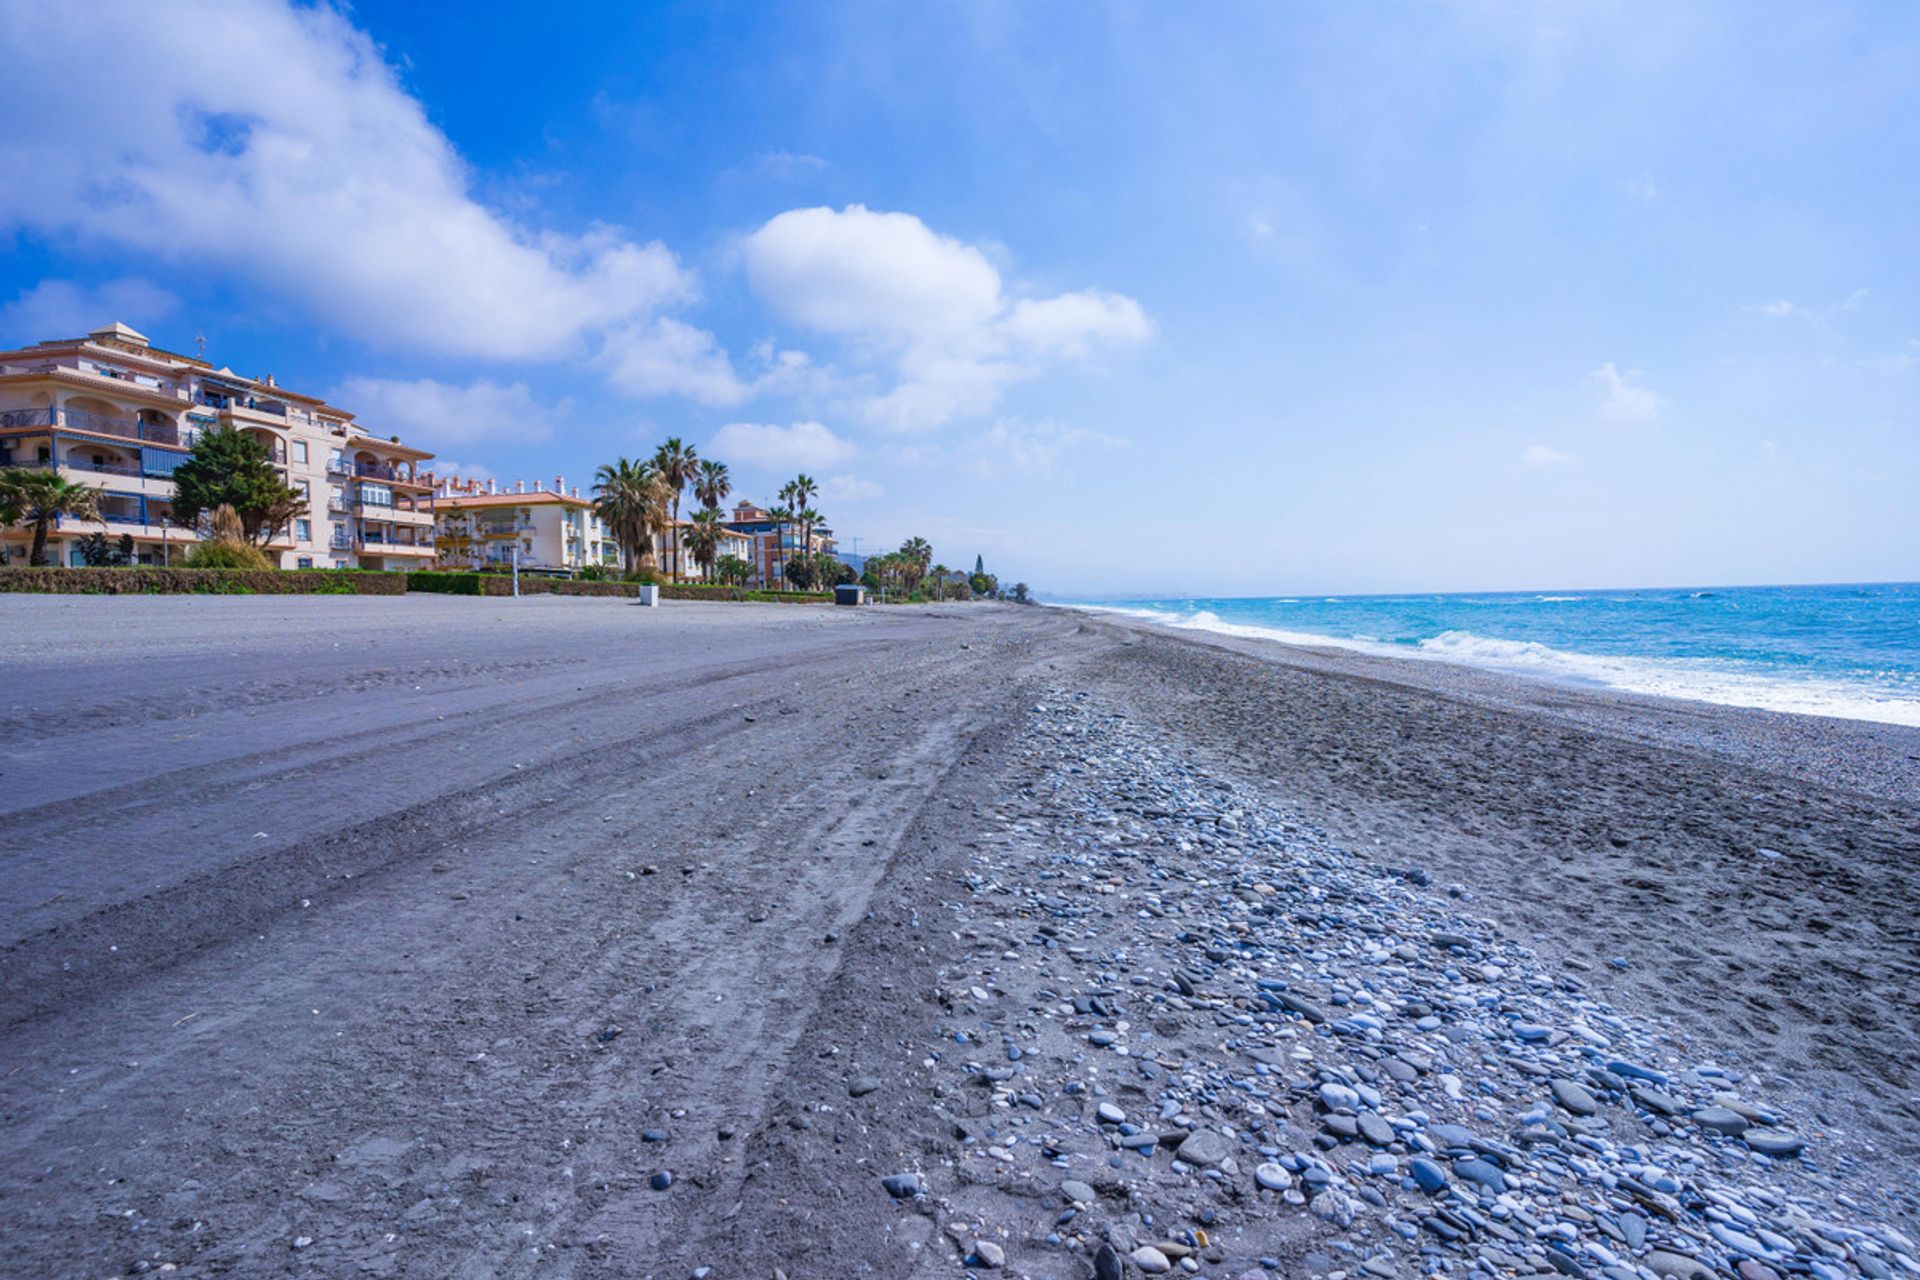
724 500 839 588
0 322 436 568
662 516 755 582
432 477 619 574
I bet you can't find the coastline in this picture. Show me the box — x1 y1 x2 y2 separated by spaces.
2 595 1914 1273
1065 606 1920 1160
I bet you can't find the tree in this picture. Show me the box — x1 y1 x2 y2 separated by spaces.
897 536 932 593
593 456 672 575
170 427 305 545
694 459 731 513
768 499 795 584
787 474 819 559
1010 582 1032 604
77 532 124 567
684 507 725 579
969 570 996 597
186 503 273 569
715 554 752 586
0 468 103 565
652 437 698 581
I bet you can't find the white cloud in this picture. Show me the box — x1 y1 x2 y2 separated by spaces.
596 318 750 405
1588 362 1666 421
1522 444 1573 468
1 278 179 339
428 458 496 484
972 420 1126 477
706 420 856 471
1002 291 1151 359
0 1 691 362
331 377 560 447
741 205 1150 431
822 473 882 501
1750 299 1798 318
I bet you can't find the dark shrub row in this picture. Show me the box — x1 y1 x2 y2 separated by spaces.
659 584 832 603
0 567 407 595
0 566 831 601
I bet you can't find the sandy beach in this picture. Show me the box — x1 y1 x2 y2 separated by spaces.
1 596 1914 1278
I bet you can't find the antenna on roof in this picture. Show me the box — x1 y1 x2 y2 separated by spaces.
195 330 206 359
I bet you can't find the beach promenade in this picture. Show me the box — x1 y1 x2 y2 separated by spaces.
0 597 1913 1278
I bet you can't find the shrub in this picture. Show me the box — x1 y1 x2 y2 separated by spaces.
406 571 483 595
0 567 404 595
186 540 274 570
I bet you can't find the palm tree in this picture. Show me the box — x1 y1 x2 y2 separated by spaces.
898 536 932 593
652 437 698 581
593 456 672 575
788 474 819 557
767 503 794 585
694 459 731 513
0 468 103 566
685 508 724 580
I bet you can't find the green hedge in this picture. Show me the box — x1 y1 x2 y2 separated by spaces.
405 571 483 595
659 584 833 603
0 566 822 601
488 577 639 597
406 572 639 597
0 567 406 595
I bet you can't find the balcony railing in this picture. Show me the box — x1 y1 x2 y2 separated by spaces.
326 458 354 477
1 405 184 446
64 457 145 478
354 461 417 483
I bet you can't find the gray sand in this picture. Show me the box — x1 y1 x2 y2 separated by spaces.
0 595 1913 1276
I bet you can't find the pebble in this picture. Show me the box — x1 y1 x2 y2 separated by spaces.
876 691 1914 1280
1131 1246 1174 1274
1692 1105 1749 1135
848 1076 882 1097
1255 1163 1292 1191
973 1240 1005 1269
1743 1129 1807 1157
1551 1078 1598 1116
1175 1129 1231 1167
649 1171 672 1191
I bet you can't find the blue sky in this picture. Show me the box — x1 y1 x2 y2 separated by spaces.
2 1 1915 594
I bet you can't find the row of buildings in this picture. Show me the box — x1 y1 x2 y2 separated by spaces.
0 323 837 582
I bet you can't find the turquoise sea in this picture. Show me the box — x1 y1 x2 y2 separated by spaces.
1080 582 1920 727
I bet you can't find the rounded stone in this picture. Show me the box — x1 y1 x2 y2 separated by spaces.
1409 1157 1448 1192
1131 1246 1173 1275
1255 1162 1292 1191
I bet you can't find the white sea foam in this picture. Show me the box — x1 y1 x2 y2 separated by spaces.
1071 606 1920 727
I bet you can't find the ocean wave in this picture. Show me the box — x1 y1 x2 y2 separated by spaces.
1070 607 1920 727
1535 595 1579 602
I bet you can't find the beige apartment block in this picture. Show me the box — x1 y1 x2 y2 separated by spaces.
432 477 619 574
0 322 436 569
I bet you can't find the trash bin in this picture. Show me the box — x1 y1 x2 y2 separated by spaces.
635 585 660 607
834 584 865 606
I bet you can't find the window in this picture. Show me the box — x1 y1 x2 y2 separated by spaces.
296 519 312 541
297 557 313 569
293 440 309 464
298 479 311 500
332 558 348 570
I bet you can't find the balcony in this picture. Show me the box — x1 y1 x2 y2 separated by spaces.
0 405 184 447
354 461 422 484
